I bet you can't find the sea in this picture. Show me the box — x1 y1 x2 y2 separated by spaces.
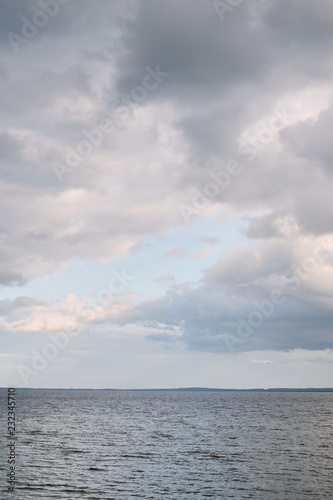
0 389 332 499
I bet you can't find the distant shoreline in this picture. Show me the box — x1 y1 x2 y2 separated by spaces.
1 387 333 392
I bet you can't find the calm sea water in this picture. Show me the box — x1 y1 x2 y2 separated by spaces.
0 390 332 499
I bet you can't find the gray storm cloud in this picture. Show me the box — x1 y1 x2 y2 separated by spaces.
1 0 333 355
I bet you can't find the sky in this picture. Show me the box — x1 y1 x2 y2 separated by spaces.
1 0 333 389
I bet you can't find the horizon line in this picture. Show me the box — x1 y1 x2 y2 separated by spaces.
2 387 333 391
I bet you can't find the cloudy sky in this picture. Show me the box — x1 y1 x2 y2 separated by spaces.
1 0 333 389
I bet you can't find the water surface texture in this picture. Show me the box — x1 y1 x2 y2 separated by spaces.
0 390 332 499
